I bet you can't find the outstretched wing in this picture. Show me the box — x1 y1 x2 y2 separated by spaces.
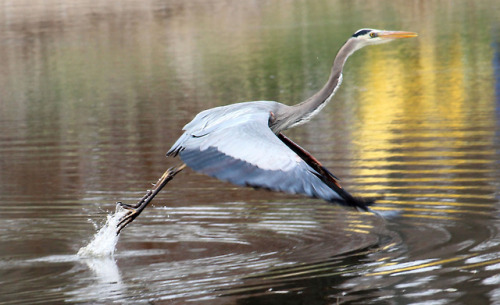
167 103 371 210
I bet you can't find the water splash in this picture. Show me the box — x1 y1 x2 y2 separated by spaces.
77 206 127 257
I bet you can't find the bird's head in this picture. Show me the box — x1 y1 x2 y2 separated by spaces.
349 28 417 51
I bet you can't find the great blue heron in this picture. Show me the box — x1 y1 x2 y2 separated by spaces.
117 29 417 232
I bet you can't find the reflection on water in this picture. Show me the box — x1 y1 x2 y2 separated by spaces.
1 0 500 304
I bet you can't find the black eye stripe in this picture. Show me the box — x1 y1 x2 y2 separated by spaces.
352 29 371 37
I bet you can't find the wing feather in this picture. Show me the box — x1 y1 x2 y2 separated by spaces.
167 103 370 209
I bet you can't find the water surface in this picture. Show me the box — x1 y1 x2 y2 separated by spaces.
1 0 500 304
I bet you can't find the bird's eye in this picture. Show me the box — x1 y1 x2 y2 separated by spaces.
369 32 377 38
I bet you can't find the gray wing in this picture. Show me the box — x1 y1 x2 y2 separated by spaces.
167 104 348 205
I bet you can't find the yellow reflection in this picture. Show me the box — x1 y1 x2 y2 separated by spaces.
375 192 493 200
367 255 470 277
349 25 497 223
351 19 496 194
373 206 489 216
351 47 408 182
399 214 460 221
461 258 500 270
374 200 492 208
344 228 370 235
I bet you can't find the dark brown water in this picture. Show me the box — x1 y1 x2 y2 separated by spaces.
1 1 500 304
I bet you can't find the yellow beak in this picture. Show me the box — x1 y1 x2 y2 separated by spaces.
377 31 418 39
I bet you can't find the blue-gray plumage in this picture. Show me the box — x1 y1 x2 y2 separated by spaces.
167 102 348 203
166 29 418 211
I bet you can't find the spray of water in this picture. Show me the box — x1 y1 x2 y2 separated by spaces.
77 206 127 257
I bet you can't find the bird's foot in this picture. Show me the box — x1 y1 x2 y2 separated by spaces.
116 201 139 210
114 164 187 235
116 202 140 234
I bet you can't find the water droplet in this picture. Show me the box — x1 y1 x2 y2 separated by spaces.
77 206 127 257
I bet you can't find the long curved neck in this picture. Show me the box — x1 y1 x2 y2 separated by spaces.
274 38 360 131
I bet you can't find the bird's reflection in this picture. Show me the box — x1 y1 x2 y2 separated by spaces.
65 257 128 303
